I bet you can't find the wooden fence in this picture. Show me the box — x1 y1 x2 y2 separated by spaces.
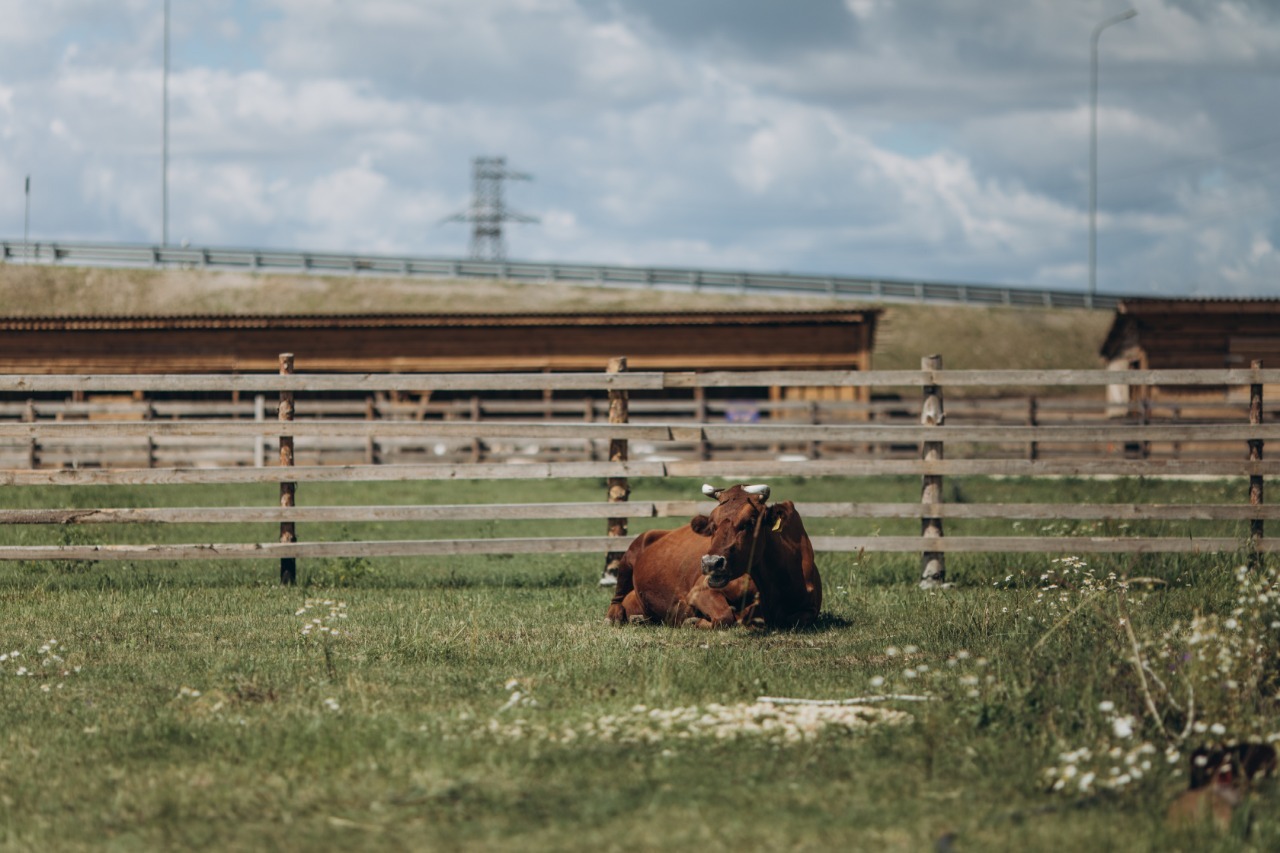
4 388 1275 470
0 358 1276 587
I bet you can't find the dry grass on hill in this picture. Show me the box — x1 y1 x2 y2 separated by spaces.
0 263 1112 372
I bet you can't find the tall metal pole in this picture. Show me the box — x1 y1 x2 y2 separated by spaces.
162 0 170 246
1089 8 1137 300
23 175 30 264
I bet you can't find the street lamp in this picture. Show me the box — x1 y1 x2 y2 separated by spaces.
23 175 30 264
1089 8 1137 300
162 0 170 246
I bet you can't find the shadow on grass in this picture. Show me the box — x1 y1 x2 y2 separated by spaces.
810 612 855 631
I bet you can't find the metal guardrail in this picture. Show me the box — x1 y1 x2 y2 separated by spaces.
0 239 1128 310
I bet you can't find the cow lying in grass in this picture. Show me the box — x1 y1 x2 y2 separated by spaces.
605 483 822 629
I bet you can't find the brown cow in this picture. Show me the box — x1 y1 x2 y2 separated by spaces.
605 483 822 629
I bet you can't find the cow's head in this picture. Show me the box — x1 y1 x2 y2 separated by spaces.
690 483 771 589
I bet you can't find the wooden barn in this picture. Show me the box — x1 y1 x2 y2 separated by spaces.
0 309 879 407
1100 298 1280 402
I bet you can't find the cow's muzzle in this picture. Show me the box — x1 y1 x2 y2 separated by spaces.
701 554 730 589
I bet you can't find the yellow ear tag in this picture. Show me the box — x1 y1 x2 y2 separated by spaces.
771 517 783 533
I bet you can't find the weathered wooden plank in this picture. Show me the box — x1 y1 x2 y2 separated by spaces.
7 421 1275 448
2 457 1278 486
3 501 1275 526
918 369 1280 387
1 367 1277 395
0 421 682 441
2 501 1276 526
696 424 1280 443
4 458 1277 486
0 461 668 486
0 373 669 394
1 533 1269 562
0 503 671 525
0 536 622 561
17 417 1269 448
675 368 1280 388
795 502 1280 521
5 394 1260 420
809 536 1274 554
670 459 1280 478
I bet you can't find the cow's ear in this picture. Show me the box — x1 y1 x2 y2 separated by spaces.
689 514 712 535
766 501 796 534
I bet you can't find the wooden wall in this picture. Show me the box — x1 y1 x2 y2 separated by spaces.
1100 299 1280 400
0 311 878 376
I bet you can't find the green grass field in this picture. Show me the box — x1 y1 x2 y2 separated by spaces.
0 476 1275 851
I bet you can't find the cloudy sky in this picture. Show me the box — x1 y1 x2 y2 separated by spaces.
1 1 1278 297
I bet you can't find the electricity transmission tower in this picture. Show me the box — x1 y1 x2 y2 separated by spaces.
443 157 538 261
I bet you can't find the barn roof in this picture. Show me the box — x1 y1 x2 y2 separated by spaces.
0 310 880 375
1100 298 1280 362
0 309 878 332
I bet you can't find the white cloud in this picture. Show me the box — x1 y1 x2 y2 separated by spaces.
0 0 1276 295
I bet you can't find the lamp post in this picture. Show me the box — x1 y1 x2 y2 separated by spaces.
162 0 170 246
23 175 30 264
1089 8 1137 300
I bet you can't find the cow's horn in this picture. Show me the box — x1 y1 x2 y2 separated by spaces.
701 484 721 499
743 484 771 501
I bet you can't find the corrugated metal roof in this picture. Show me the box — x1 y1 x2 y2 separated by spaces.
1101 298 1280 358
0 310 879 332
1116 298 1280 314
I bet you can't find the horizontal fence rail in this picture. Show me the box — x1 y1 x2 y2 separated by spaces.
2 537 1273 563
2 368 1278 394
1 239 1128 310
0 363 1270 580
0 459 1277 487
4 502 1279 526
6 421 1280 443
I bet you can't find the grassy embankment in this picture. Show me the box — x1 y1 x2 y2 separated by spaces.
0 263 1114 375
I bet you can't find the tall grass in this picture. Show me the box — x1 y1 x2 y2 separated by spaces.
0 477 1273 850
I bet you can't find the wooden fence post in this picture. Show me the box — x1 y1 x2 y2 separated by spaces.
364 394 380 465
694 386 710 461
920 354 946 589
602 357 630 585
1141 398 1152 460
808 398 822 459
1026 396 1039 462
470 395 485 463
23 399 38 469
279 353 297 585
584 395 599 462
143 398 156 469
253 394 266 468
1249 359 1265 566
